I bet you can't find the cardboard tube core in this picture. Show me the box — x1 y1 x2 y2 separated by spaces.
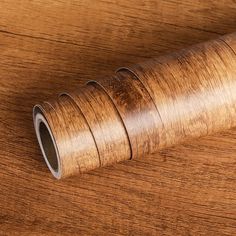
33 107 61 179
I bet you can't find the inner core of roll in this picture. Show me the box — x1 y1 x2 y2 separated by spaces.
33 106 61 179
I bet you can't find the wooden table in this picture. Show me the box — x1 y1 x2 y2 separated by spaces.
0 1 235 235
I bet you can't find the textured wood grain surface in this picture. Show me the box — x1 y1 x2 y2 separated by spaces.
0 0 235 235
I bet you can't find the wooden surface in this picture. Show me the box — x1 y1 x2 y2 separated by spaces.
0 0 235 235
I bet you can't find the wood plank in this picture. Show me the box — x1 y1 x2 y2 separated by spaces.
0 1 235 235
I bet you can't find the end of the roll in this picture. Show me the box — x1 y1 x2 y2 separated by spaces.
33 105 62 179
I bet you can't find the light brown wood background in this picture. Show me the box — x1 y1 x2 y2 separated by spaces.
0 1 235 235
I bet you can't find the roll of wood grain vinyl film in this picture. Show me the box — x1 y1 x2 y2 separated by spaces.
33 32 236 179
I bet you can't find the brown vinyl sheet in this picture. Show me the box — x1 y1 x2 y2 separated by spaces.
33 32 236 179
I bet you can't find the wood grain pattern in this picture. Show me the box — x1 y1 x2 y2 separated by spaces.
63 84 131 167
121 38 236 148
0 1 236 235
34 32 236 179
91 70 162 160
